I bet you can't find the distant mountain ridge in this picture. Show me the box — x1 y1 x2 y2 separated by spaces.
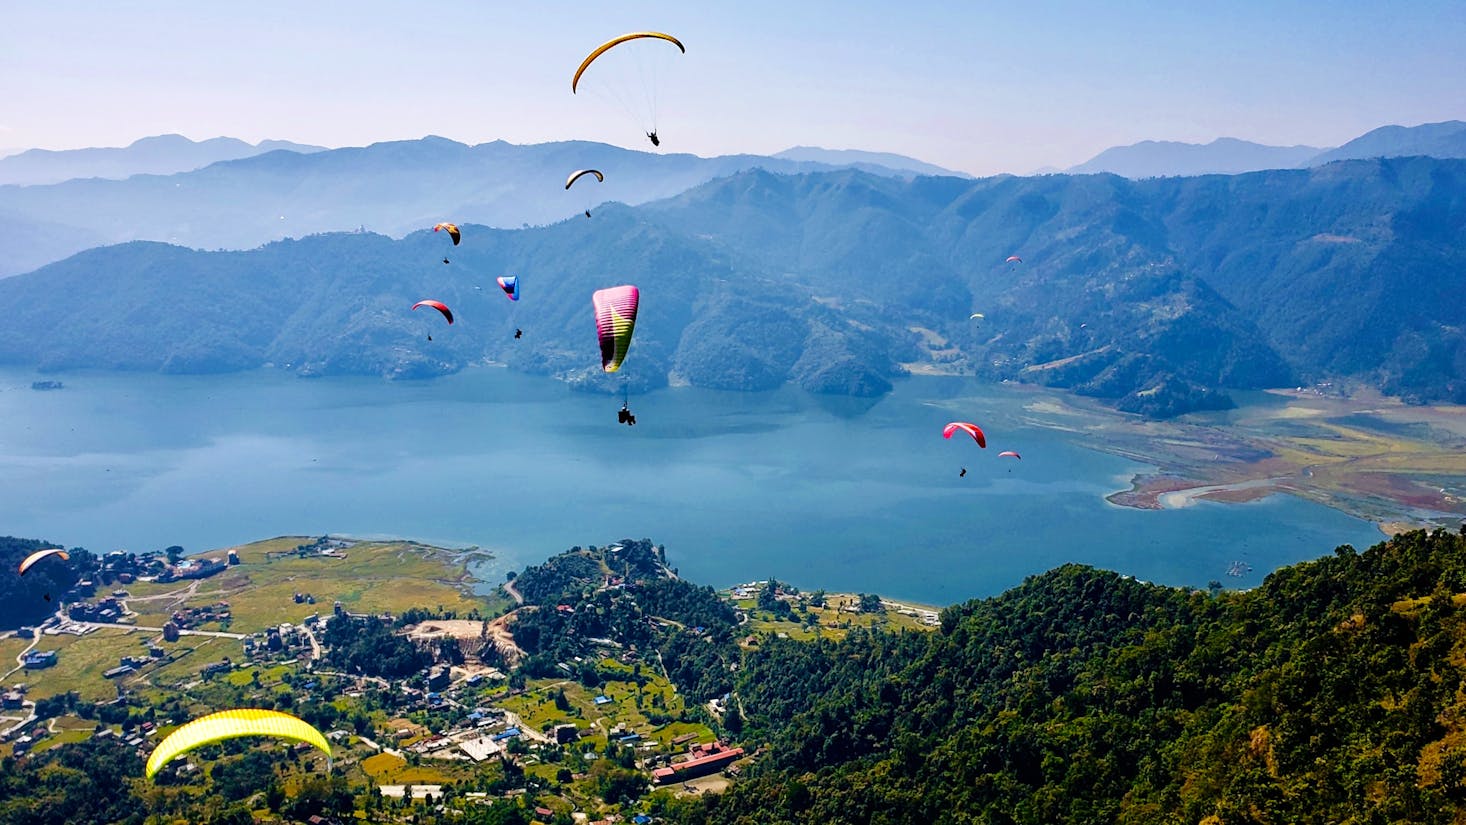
1070 120 1466 178
1 156 1463 417
1309 120 1466 166
0 133 325 186
0 136 976 277
772 146 971 178
1068 137 1321 178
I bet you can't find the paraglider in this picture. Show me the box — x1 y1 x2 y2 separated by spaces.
566 169 605 189
412 300 454 325
572 32 685 146
1005 255 1022 264
593 285 639 373
147 709 331 780
496 276 520 302
434 223 461 246
943 422 986 448
999 450 1021 459
18 547 68 575
566 169 605 217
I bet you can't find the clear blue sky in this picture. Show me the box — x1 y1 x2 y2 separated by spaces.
2 1 1463 174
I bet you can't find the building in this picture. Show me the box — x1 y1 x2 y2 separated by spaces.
553 724 580 744
162 622 180 642
426 666 450 692
1 691 23 710
457 735 504 761
22 650 57 669
103 665 135 679
652 741 745 784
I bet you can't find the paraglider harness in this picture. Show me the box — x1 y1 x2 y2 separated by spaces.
646 131 660 147
618 404 636 426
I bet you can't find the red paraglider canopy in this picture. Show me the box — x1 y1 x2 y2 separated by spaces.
942 422 986 448
412 300 454 324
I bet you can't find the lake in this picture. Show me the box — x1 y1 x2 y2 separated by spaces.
0 368 1383 604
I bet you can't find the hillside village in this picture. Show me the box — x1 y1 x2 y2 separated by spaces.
1 535 933 822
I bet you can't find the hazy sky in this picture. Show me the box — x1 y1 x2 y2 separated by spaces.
3 1 1464 175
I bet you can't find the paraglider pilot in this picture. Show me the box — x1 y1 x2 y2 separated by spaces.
514 329 523 339
646 130 660 147
959 468 966 478
618 404 636 426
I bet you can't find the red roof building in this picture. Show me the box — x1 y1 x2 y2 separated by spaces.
652 741 745 783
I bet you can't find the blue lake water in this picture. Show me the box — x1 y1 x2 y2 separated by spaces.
0 368 1383 604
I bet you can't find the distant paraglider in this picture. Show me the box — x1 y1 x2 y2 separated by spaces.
567 169 605 217
943 422 987 448
434 223 461 245
496 276 520 302
413 300 453 340
147 709 331 780
1005 255 1022 264
998 450 1021 459
412 300 454 326
18 547 68 575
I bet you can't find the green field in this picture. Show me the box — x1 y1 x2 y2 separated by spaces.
124 538 488 634
16 627 153 702
499 661 711 747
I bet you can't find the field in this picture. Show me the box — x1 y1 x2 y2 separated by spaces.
738 593 939 647
123 537 487 634
1000 386 1466 531
498 660 712 746
16 627 152 702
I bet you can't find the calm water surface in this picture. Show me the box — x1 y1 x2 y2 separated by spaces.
0 368 1382 604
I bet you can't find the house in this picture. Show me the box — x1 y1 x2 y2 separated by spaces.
593 694 613 706
22 650 57 669
103 665 135 679
1 691 23 710
652 741 745 784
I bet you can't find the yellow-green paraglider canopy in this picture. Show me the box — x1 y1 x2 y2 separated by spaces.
146 708 331 779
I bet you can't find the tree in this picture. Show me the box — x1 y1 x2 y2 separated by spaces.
165 545 186 564
857 593 884 614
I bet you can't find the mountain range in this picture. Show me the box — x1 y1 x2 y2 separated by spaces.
0 133 325 186
1 155 1463 417
0 137 966 278
1068 120 1466 178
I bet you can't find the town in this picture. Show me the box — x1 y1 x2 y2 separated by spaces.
1 535 936 823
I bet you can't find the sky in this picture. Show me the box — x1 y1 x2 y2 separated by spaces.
2 1 1464 175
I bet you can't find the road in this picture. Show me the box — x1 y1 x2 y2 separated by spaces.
302 623 322 660
355 734 405 759
502 579 524 606
69 621 246 640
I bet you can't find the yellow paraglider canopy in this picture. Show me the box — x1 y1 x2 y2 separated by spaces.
146 709 331 779
572 32 685 93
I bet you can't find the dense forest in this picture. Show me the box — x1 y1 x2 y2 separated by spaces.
677 528 1466 824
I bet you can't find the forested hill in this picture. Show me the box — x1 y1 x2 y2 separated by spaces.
681 529 1466 824
1 156 1463 415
